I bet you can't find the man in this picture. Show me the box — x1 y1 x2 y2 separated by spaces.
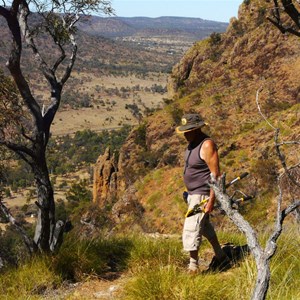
176 113 229 273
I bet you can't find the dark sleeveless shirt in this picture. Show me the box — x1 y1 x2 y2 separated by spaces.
183 136 211 195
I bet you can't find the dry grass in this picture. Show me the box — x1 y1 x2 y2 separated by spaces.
52 73 167 136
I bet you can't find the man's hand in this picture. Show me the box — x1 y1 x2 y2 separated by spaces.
204 199 214 213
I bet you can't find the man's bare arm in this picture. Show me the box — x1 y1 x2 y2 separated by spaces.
200 139 220 213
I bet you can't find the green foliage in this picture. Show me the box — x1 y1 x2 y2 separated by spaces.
122 229 300 300
0 234 133 297
0 229 299 299
126 235 185 270
55 199 67 221
256 7 266 26
61 90 92 108
168 104 184 125
2 160 34 190
147 191 162 210
134 122 147 148
268 227 300 299
4 188 11 198
231 19 245 36
243 0 251 5
149 83 167 94
125 103 142 120
251 158 278 191
0 225 32 269
0 70 23 130
47 126 131 174
66 179 92 203
209 32 222 46
137 144 170 171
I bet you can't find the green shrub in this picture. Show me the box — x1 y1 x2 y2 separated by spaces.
256 7 266 26
47 126 131 175
209 32 222 46
169 104 184 125
251 158 278 191
66 179 92 203
134 122 147 149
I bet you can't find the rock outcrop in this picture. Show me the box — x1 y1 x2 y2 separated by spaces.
93 147 117 207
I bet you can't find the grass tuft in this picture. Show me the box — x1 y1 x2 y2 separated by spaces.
0 256 61 299
121 227 300 300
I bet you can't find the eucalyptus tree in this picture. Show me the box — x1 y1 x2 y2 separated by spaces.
0 0 113 253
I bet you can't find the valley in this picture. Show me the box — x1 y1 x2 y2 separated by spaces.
0 16 228 212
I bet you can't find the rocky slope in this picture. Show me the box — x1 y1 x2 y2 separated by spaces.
102 0 300 233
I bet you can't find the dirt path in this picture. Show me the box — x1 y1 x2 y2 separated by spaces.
44 273 129 299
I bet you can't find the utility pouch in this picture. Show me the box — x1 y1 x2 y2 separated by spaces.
183 191 188 204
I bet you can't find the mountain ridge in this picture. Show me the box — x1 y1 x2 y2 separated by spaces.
78 16 228 39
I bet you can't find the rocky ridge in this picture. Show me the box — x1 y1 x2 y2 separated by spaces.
92 0 300 232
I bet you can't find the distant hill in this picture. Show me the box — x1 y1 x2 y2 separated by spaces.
0 15 228 77
78 16 228 40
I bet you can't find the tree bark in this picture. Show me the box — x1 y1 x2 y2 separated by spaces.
210 174 300 300
1 0 113 255
251 257 271 300
32 153 55 252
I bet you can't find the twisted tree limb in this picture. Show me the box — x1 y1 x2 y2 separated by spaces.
210 175 300 300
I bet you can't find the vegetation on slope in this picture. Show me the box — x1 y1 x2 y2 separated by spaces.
0 227 298 299
116 0 300 233
1 0 299 298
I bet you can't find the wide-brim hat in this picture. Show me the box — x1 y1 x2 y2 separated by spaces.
176 113 207 133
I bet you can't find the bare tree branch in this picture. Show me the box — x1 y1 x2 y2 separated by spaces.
256 87 300 189
0 140 35 158
0 200 37 254
268 0 300 36
274 129 300 188
256 87 276 130
19 2 57 87
1 2 43 132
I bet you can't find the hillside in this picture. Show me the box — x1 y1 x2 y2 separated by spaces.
113 0 300 233
1 2 300 299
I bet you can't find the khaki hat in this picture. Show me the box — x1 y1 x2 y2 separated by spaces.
176 114 207 133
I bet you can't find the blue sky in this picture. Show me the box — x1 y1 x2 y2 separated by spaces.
111 0 242 22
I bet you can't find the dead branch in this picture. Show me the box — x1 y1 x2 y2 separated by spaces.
267 0 300 36
0 200 37 254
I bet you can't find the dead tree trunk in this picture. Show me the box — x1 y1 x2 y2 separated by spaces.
210 174 300 300
252 257 270 300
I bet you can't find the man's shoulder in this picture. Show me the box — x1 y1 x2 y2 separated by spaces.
202 138 216 148
200 139 218 156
